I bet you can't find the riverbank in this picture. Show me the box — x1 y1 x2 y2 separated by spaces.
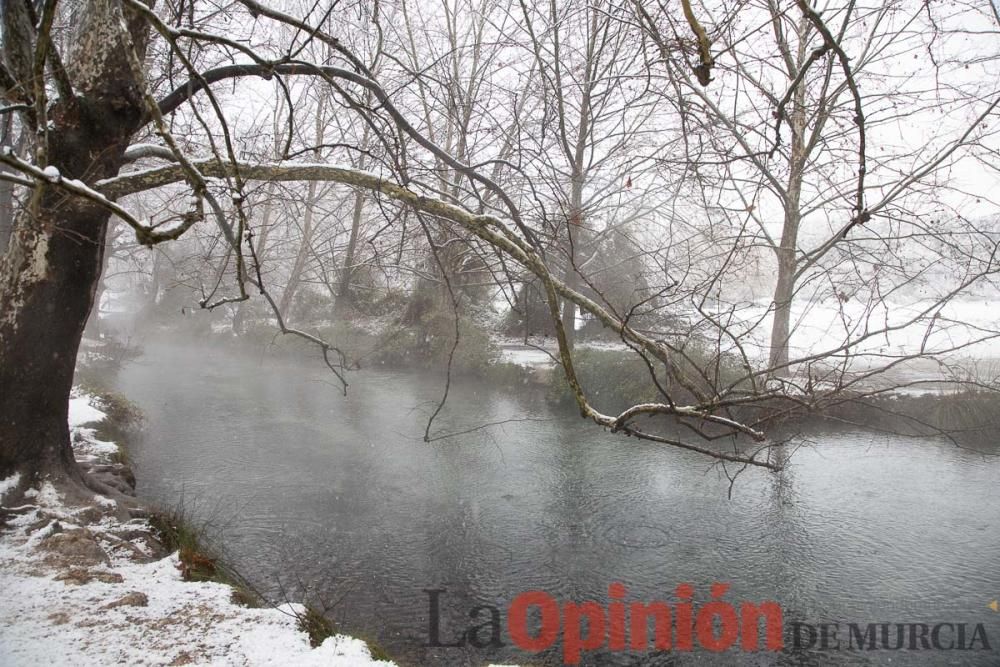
0 391 397 666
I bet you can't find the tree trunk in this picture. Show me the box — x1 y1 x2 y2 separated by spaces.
0 0 149 483
768 251 796 372
561 266 579 349
0 114 16 257
333 189 365 319
766 28 808 378
0 172 12 257
278 96 325 323
767 183 803 376
278 179 319 322
84 221 118 340
561 170 586 349
0 151 125 481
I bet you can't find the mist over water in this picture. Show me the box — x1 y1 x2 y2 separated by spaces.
113 337 1000 666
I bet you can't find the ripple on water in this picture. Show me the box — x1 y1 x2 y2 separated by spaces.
116 340 1000 667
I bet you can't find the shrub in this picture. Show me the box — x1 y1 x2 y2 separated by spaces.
296 605 337 648
289 289 335 323
547 348 660 413
482 360 535 385
89 390 145 439
370 308 498 374
499 282 557 337
546 343 749 414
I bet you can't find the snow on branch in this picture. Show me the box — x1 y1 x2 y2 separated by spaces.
0 149 202 244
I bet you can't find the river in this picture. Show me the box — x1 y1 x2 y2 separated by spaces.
113 338 1000 666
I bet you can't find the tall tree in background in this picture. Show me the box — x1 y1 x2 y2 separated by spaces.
635 0 1000 375
512 0 662 348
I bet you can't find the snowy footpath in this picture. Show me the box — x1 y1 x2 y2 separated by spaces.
0 393 396 667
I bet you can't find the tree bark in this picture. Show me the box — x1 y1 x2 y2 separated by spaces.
560 169 586 350
0 114 17 257
768 250 796 372
333 189 365 318
83 220 118 340
0 0 149 483
278 179 319 322
767 176 803 375
0 132 135 480
766 21 808 377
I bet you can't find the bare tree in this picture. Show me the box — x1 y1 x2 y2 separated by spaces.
2 0 998 502
634 0 1000 376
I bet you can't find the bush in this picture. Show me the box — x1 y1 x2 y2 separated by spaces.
370 308 498 374
71 379 146 465
818 389 1000 449
89 390 144 438
296 606 337 648
547 348 660 413
345 288 401 317
481 360 536 385
289 289 335 323
500 282 557 337
75 337 143 388
546 343 749 414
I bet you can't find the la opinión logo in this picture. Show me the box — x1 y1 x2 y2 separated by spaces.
425 583 994 665
426 582 782 664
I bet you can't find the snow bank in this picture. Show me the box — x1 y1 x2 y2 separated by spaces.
0 392 397 667
0 550 393 666
67 396 107 428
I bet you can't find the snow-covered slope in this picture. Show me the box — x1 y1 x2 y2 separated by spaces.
0 393 396 667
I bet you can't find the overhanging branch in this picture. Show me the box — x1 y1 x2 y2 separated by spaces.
97 158 780 470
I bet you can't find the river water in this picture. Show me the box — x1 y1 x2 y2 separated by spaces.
114 339 1000 666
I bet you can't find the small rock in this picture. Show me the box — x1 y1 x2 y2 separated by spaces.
47 612 70 625
40 529 108 567
104 591 148 609
72 506 104 525
55 567 94 585
26 517 60 535
93 571 124 584
55 567 123 586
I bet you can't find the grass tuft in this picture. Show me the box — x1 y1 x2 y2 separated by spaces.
297 605 337 648
148 506 262 607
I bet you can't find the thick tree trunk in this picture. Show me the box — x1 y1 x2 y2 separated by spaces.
0 191 113 480
0 173 12 258
0 0 149 483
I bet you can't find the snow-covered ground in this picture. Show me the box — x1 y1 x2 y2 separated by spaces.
498 296 1000 391
725 296 1000 366
0 394 397 667
496 336 629 366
